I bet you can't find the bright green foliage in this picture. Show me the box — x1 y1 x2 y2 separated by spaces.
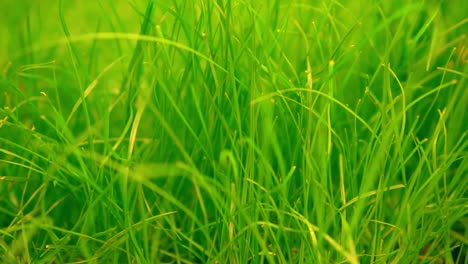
0 0 466 263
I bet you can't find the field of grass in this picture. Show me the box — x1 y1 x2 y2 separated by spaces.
1 0 467 263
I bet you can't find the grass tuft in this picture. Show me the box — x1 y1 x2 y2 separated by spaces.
1 0 466 263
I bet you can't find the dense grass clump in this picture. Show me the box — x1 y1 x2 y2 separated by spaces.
0 0 466 263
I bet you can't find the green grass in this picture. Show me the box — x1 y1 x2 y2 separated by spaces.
1 0 467 263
